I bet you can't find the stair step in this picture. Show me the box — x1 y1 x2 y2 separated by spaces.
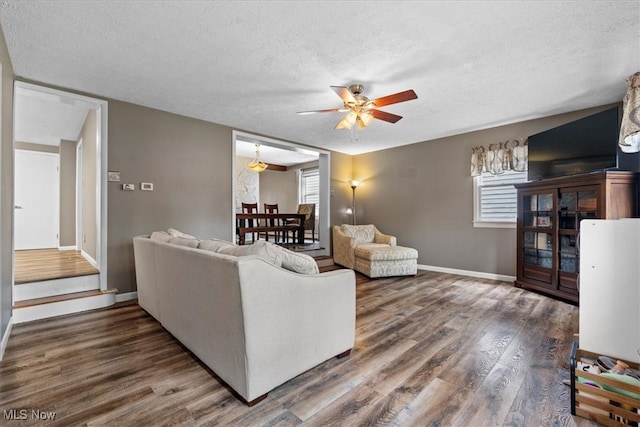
13 289 119 324
314 256 334 267
13 289 116 309
13 274 100 301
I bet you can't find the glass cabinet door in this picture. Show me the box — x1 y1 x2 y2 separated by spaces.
522 193 553 228
523 231 553 268
559 188 598 230
521 191 554 270
558 234 578 273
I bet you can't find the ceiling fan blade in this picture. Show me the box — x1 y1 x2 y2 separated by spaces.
372 89 418 107
331 86 356 104
297 108 345 115
372 109 403 123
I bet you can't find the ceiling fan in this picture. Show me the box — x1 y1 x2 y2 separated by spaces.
298 84 418 130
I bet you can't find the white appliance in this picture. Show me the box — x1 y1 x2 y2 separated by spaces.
579 218 640 363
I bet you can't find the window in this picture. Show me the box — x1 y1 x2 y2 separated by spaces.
299 168 319 214
473 170 528 228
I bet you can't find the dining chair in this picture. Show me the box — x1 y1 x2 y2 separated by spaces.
263 203 282 242
241 202 259 243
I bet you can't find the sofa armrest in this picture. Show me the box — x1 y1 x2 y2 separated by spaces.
374 230 397 246
237 258 356 401
332 225 356 269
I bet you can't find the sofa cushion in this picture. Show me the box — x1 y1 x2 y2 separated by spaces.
168 236 201 248
199 238 237 252
217 240 283 267
168 228 198 239
340 224 376 245
275 246 319 275
150 231 172 243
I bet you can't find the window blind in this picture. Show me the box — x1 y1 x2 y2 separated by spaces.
477 171 527 221
300 168 319 212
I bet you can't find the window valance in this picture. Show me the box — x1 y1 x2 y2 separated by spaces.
470 139 528 177
619 71 640 153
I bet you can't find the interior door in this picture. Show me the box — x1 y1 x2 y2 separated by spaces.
15 149 59 250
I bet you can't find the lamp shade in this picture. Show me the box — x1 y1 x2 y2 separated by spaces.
247 143 268 172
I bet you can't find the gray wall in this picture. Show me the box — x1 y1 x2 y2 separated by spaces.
259 168 297 213
59 139 76 247
79 109 98 261
107 100 234 293
14 141 58 153
353 104 619 277
0 25 14 349
259 160 321 214
329 151 354 231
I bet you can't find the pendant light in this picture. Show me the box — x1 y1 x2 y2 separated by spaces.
247 143 268 172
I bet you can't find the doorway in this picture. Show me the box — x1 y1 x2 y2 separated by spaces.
12 81 108 302
14 150 59 250
232 131 330 256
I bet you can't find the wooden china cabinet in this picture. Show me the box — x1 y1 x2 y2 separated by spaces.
515 171 638 304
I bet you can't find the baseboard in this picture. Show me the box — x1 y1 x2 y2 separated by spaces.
58 245 77 251
115 291 138 303
0 316 13 361
417 264 515 283
81 250 98 269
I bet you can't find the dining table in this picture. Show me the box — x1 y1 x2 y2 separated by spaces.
235 213 306 245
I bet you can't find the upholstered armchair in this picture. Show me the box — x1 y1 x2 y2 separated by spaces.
285 203 316 242
332 224 417 278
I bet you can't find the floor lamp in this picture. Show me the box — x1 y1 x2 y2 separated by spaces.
350 180 359 225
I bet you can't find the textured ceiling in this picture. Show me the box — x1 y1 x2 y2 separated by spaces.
1 1 639 155
14 86 92 146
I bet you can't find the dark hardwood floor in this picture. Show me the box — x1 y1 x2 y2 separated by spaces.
0 270 598 426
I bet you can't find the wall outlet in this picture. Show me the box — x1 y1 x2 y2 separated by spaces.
108 171 121 182
122 183 135 191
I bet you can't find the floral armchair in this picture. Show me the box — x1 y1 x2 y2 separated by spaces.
332 224 417 278
333 224 396 269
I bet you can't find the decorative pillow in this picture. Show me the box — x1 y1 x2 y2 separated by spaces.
168 228 198 240
341 224 376 244
168 236 201 248
150 231 172 243
217 241 283 267
275 246 319 275
199 238 237 252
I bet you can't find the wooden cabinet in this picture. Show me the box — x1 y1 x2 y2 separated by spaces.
515 171 638 304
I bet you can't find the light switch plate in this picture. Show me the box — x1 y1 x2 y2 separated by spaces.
108 171 121 182
140 182 153 191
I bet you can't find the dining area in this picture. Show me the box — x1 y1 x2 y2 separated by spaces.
236 203 316 246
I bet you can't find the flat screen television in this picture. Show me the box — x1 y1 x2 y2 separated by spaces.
527 107 621 181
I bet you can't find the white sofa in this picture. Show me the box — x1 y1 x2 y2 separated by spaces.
333 224 418 278
133 231 355 405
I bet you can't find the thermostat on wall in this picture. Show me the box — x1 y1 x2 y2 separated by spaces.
141 182 154 191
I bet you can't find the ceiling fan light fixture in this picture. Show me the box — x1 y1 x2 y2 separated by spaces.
335 112 356 130
300 84 418 135
359 111 374 127
247 143 268 172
